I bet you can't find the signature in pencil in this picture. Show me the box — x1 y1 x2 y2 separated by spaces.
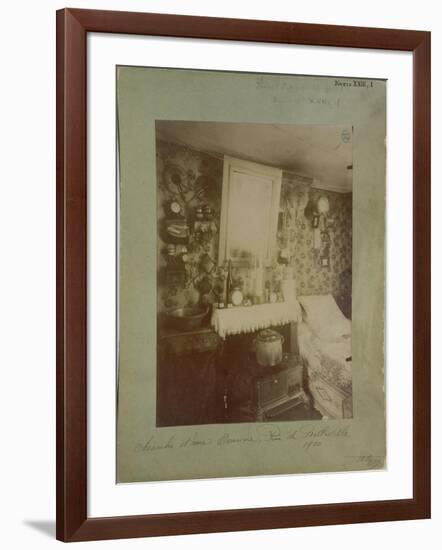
346 455 385 469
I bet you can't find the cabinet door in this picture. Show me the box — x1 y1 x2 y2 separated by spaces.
157 348 218 427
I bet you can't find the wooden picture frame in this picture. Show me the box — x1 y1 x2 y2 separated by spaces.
56 8 431 542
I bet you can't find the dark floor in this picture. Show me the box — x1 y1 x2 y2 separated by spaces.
227 402 323 423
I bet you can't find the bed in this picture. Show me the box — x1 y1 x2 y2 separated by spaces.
297 294 353 419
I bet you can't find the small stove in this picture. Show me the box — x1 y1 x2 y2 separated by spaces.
236 353 310 422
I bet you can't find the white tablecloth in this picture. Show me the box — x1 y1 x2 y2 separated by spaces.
211 301 301 338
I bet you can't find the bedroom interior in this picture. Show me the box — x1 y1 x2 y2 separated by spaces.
156 121 353 427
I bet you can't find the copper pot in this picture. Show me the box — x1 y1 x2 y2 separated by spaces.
254 329 284 367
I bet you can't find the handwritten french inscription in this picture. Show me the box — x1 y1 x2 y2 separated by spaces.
135 424 350 454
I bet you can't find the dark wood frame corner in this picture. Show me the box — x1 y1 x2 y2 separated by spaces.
56 7 431 542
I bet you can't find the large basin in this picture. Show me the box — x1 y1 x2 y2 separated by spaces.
165 305 209 331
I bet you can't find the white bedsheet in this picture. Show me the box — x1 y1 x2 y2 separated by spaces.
297 295 352 394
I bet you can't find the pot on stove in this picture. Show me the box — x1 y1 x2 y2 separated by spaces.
254 329 284 367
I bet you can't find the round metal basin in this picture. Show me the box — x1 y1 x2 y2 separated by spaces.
165 305 209 331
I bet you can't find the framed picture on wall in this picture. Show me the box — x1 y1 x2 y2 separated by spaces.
56 8 431 542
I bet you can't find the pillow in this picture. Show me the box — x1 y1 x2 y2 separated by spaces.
298 294 351 341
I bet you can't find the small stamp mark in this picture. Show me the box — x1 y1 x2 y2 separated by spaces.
341 128 352 143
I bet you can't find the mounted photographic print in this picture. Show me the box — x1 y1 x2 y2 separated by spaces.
116 66 386 483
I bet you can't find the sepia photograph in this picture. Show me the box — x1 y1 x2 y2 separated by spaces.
156 121 353 427
116 66 386 483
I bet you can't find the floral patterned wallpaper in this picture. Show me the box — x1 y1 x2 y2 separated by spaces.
280 173 353 299
156 140 223 312
156 139 352 315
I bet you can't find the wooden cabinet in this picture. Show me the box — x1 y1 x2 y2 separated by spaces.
157 327 222 427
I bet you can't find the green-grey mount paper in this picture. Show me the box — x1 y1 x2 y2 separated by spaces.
116 66 386 483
